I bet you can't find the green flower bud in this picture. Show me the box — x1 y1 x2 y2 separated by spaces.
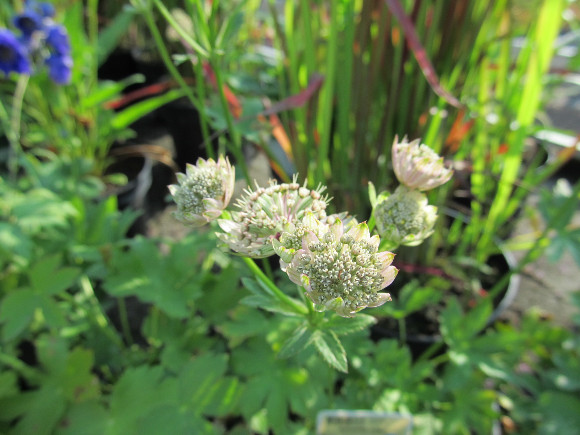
374 186 438 248
169 155 235 227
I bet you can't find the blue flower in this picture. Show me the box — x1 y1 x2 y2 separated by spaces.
25 0 55 18
45 24 70 56
13 10 44 39
0 29 31 77
45 53 72 84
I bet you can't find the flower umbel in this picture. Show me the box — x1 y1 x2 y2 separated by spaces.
392 136 453 191
169 155 235 227
278 213 397 317
374 185 438 248
217 176 329 258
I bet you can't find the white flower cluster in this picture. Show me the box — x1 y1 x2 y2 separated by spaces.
216 176 329 258
168 143 453 317
274 213 397 317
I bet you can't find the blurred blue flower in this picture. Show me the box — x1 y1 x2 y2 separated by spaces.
45 53 72 84
26 0 56 18
13 9 44 39
0 29 31 76
45 24 70 56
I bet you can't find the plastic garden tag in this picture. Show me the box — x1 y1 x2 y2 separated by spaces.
316 410 413 435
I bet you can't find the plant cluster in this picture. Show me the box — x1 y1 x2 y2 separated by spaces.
170 138 450 322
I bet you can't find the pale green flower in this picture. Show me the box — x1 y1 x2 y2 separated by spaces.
392 136 453 191
217 176 329 258
276 213 397 317
169 155 235 227
374 185 438 248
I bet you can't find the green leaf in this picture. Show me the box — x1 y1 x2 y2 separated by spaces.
0 289 38 341
97 6 138 66
240 277 303 316
312 330 348 373
9 189 77 233
440 297 492 348
0 222 33 271
55 401 108 435
0 372 18 399
278 324 314 358
218 306 271 347
179 353 240 417
29 255 80 296
81 75 145 109
323 313 377 336
538 391 580 435
264 386 287 432
104 237 204 318
108 366 176 434
8 387 67 435
231 338 326 433
547 228 580 266
111 89 187 130
38 296 66 329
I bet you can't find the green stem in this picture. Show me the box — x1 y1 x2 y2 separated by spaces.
416 340 445 363
242 257 308 315
210 55 250 181
0 75 30 179
261 257 274 281
87 0 100 167
0 352 42 383
141 2 206 127
117 297 134 346
79 275 124 349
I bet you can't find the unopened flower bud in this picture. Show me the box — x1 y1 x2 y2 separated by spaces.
374 186 438 248
392 136 453 191
169 155 235 227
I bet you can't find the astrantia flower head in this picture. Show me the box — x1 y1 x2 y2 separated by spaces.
273 212 358 269
0 29 31 76
374 185 438 248
169 155 235 227
392 136 453 191
217 176 329 258
277 213 397 317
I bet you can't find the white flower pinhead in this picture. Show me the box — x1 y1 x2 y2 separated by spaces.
277 213 397 317
374 186 438 248
169 155 235 227
392 136 453 191
216 176 330 258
